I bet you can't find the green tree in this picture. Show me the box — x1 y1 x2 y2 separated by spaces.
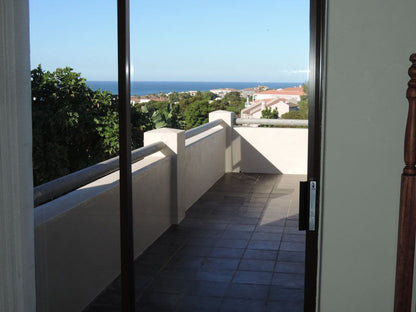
168 92 181 103
296 82 309 119
131 104 153 149
32 66 117 185
202 91 218 100
222 91 245 114
302 82 309 95
261 107 279 119
184 99 209 129
209 99 227 112
140 102 184 129
178 93 196 111
281 111 304 119
31 65 149 186
281 83 309 120
208 91 245 115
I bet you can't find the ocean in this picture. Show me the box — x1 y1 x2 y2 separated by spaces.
87 81 303 96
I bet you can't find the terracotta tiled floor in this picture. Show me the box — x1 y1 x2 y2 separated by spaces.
84 173 306 312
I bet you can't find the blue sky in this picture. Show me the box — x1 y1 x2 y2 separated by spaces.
30 0 309 82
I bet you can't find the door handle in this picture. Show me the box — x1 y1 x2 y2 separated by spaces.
309 181 316 231
299 180 317 231
299 181 308 230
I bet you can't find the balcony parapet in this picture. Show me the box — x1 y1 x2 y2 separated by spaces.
34 141 167 207
185 118 224 139
34 113 306 208
143 112 233 224
235 118 308 127
209 110 235 172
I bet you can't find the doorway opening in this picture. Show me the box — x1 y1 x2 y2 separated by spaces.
30 0 324 310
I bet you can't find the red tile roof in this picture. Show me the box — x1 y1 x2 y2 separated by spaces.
211 88 238 92
256 86 305 96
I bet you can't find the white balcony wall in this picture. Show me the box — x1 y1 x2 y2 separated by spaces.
34 155 172 312
182 126 226 210
232 127 308 174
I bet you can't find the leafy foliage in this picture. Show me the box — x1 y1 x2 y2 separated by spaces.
261 107 279 119
32 66 117 185
202 91 218 100
298 83 309 118
131 104 153 150
184 99 209 129
281 111 304 119
281 83 309 120
31 66 152 186
139 102 184 129
259 107 279 127
210 91 245 114
174 91 246 129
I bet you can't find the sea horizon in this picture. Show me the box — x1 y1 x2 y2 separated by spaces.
87 81 304 96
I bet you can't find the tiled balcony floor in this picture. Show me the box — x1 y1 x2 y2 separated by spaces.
85 173 306 312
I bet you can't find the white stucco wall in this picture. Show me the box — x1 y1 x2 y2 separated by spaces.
34 156 173 312
182 127 226 210
232 127 307 174
275 102 290 115
253 110 262 118
254 94 281 101
318 0 416 311
243 102 290 118
254 94 301 101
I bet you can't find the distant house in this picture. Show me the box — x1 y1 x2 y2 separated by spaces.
147 97 166 102
241 88 257 98
131 96 167 104
138 99 151 104
241 86 270 98
253 86 305 101
241 98 299 119
130 96 140 105
210 88 238 98
187 91 199 96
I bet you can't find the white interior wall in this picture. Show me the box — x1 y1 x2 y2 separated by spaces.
318 0 416 310
0 0 36 311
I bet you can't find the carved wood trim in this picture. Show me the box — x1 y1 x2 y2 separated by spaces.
394 53 416 312
404 54 416 175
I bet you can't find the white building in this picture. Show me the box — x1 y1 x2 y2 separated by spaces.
138 99 151 104
253 86 305 102
241 88 256 98
187 90 198 96
241 98 299 118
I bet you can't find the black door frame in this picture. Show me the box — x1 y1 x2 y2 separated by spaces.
116 0 326 309
117 0 135 311
305 0 326 311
